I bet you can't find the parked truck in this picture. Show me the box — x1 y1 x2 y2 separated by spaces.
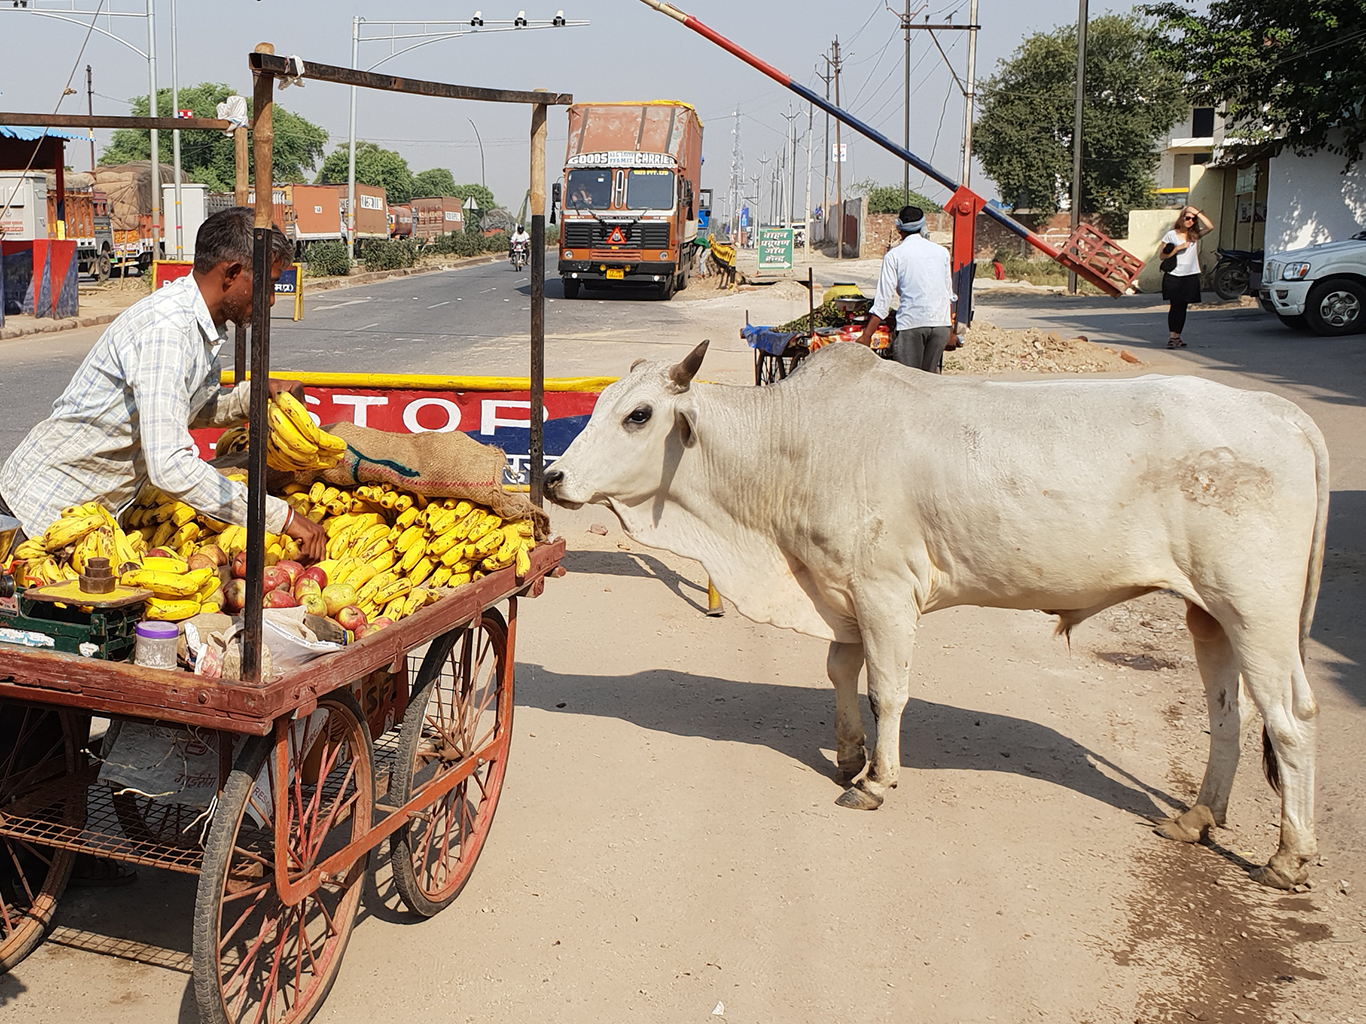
1 173 114 280
555 100 703 300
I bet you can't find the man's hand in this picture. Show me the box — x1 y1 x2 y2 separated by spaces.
284 510 327 563
857 313 884 348
267 378 306 403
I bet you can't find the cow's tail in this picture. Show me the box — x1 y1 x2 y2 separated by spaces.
1298 416 1331 658
1263 411 1330 796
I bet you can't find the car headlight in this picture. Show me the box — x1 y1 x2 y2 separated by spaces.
1282 262 1311 280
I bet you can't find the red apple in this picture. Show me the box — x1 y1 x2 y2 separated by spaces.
294 577 323 601
335 605 367 632
147 547 176 559
262 566 290 593
187 552 218 572
299 565 328 589
231 551 248 578
350 623 370 641
369 616 394 632
299 592 328 616
223 578 247 613
275 560 304 589
322 583 358 617
263 590 298 609
196 544 228 567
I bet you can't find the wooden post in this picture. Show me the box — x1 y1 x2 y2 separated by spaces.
242 41 275 684
529 99 548 508
233 125 250 382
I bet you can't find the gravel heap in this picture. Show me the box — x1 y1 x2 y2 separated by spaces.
945 321 1142 374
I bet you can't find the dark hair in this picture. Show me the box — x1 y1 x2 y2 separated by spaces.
897 205 924 226
194 206 294 273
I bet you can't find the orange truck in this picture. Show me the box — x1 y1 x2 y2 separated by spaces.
555 101 703 300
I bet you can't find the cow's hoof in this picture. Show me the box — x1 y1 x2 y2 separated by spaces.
836 748 867 784
1251 852 1309 890
835 780 884 811
1153 805 1215 844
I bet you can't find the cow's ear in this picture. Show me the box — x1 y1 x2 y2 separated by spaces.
668 339 709 392
677 397 700 449
630 358 647 372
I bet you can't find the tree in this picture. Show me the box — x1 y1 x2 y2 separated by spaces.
973 15 1187 233
411 167 459 198
98 83 327 190
848 178 943 215
451 183 496 213
316 142 413 204
1146 0 1366 166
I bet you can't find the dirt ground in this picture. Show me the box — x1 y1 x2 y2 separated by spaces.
3 278 1363 1024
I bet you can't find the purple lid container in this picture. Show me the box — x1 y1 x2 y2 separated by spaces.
136 620 180 640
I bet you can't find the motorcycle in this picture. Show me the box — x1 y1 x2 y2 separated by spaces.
510 240 529 271
1212 247 1264 300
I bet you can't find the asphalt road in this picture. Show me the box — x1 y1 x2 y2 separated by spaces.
0 257 682 460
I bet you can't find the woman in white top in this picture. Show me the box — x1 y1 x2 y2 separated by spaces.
1160 205 1214 348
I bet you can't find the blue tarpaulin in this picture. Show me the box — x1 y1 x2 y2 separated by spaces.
741 324 806 356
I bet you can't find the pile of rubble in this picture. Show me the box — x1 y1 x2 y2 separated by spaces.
946 321 1143 374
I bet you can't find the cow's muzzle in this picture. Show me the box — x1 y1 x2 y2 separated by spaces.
541 468 582 509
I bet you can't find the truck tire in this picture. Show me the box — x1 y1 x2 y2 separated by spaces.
562 278 580 299
1212 262 1248 301
1304 278 1366 336
656 275 676 301
95 254 111 283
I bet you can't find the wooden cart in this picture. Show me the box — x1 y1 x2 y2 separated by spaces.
0 541 563 1022
0 46 573 1023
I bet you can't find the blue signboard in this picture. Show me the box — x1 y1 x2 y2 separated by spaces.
739 207 750 228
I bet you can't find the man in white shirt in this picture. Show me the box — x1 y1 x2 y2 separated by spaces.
0 207 326 560
857 205 955 372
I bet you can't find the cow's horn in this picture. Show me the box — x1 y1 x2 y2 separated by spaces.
630 358 647 372
668 339 709 391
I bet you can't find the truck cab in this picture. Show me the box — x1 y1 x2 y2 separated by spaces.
557 102 703 301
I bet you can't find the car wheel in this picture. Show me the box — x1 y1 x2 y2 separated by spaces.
1305 278 1366 336
1276 313 1312 332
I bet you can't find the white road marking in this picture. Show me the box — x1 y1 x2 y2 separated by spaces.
312 297 372 311
427 300 451 308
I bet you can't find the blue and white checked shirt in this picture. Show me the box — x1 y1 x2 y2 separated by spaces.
869 232 955 329
0 274 290 537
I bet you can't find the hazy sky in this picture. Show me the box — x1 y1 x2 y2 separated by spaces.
0 0 1130 210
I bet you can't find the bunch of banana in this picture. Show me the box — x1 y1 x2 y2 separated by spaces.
119 560 223 620
214 424 250 457
215 524 300 565
264 392 347 473
16 502 145 583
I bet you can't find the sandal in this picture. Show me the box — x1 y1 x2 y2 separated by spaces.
67 854 138 887
1167 337 1187 348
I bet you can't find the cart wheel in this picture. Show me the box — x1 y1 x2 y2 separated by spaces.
193 691 374 1024
391 609 512 917
0 706 87 974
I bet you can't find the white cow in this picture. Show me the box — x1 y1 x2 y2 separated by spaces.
544 341 1329 889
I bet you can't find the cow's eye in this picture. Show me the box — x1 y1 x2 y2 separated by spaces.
625 406 652 426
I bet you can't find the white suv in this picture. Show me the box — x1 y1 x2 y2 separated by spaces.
1260 231 1366 335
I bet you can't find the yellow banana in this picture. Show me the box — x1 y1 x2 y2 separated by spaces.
170 522 200 550
367 548 397 573
426 528 465 558
269 403 317 458
447 571 472 588
199 601 222 615
170 503 197 528
345 563 379 590
13 538 48 561
42 514 103 552
371 577 412 607
394 506 420 532
393 493 414 513
123 568 200 597
406 555 435 586
399 590 427 619
395 524 425 554
355 570 398 606
149 519 177 549
429 565 453 588
142 555 190 573
307 481 327 504
515 545 531 577
145 597 200 621
275 391 321 445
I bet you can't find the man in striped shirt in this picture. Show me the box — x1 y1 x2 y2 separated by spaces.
0 207 325 561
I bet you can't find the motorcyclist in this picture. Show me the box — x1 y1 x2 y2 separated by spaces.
509 224 531 268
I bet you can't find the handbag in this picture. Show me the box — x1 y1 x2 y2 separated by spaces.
1159 254 1178 273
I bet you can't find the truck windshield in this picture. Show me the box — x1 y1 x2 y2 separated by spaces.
565 170 612 210
626 169 674 210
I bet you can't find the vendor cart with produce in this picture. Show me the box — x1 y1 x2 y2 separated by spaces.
0 51 571 1024
743 279 892 385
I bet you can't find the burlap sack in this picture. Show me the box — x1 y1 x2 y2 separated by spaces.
306 423 551 538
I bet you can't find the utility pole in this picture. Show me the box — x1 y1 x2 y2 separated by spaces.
748 173 759 244
817 53 832 245
145 0 160 262
1068 0 1088 294
781 102 799 226
170 0 183 260
903 1 912 203
961 0 979 186
757 153 770 230
832 35 844 260
803 103 813 255
729 107 743 239
85 65 95 171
